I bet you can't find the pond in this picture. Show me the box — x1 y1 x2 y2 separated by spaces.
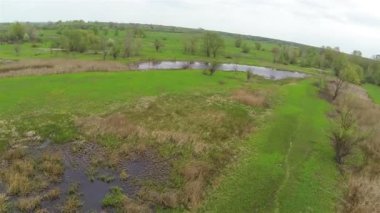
132 61 308 80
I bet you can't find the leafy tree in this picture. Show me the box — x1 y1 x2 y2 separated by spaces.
9 22 26 42
58 29 99 53
202 32 224 58
332 62 363 100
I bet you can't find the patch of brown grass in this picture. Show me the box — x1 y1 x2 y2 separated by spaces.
138 189 180 208
61 195 82 213
11 159 34 176
4 148 26 161
5 172 33 195
76 113 148 139
183 177 205 209
151 130 198 145
121 197 151 213
39 152 64 182
0 59 131 78
43 188 61 201
16 196 42 212
160 191 180 208
181 161 211 182
345 174 380 212
0 194 8 213
232 89 268 108
181 161 211 208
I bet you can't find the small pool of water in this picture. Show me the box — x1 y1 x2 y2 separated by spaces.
132 61 307 80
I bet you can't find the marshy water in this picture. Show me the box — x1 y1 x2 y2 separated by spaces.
14 141 170 212
132 61 308 80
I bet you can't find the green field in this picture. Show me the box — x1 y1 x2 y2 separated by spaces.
0 21 349 212
203 81 340 212
0 70 244 117
364 83 380 104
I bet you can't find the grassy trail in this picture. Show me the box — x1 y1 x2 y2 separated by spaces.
203 80 340 212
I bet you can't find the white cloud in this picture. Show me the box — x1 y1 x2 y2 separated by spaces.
0 0 379 57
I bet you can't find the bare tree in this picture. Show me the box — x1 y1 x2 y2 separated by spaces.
202 32 224 58
183 36 197 55
123 31 142 58
154 39 164 52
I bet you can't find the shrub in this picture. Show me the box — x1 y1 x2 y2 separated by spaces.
330 107 367 164
102 187 125 207
241 43 250 53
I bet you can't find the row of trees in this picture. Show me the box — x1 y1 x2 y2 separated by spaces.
0 23 39 44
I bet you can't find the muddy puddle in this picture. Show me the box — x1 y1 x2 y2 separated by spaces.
132 61 308 80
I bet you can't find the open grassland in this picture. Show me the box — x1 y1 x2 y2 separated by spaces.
202 80 341 212
0 70 245 118
0 70 272 211
0 69 341 212
364 83 380 104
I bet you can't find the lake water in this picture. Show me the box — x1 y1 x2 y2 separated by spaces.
132 61 307 80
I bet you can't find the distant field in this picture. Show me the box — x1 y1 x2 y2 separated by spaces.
364 83 380 104
0 30 317 74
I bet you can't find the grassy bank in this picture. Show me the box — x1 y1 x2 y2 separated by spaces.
202 80 341 212
364 84 380 104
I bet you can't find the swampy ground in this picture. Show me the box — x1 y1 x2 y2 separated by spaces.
0 70 341 212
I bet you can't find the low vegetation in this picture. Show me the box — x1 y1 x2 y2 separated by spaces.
1 20 380 212
324 80 380 212
203 81 340 212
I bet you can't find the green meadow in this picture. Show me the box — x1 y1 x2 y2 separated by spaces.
0 22 350 212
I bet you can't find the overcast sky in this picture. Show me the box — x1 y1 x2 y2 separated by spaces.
1 0 379 57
